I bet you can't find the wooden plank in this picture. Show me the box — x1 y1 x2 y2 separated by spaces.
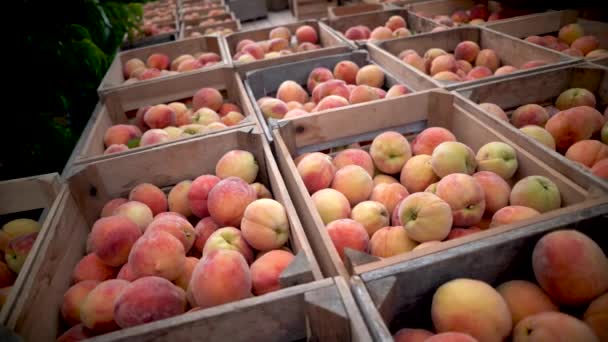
334 276 375 342
305 280 351 341
350 276 393 342
328 3 384 20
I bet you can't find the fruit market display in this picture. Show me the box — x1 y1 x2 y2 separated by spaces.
122 51 222 84
392 229 607 342
57 150 295 340
187 26 235 38
525 23 607 59
133 1 177 39
182 8 227 22
102 87 246 155
232 25 323 62
296 127 566 260
342 15 413 41
479 88 608 179
417 3 526 27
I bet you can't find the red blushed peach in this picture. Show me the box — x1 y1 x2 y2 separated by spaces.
521 60 549 69
370 226 418 258
241 199 289 251
143 104 177 129
56 324 93 341
207 177 257 227
146 216 196 252
466 66 492 80
525 35 545 46
129 183 167 216
496 280 558 325
490 205 540 227
193 217 219 254
114 276 186 329
424 48 448 67
197 52 221 65
80 279 129 333
311 188 351 225
216 149 259 184
494 65 518 76
430 55 458 76
146 53 170 70
386 85 410 98
296 42 320 52
351 201 390 237
370 26 393 40
303 102 316 112
475 49 500 72
250 183 271 200
456 60 473 74
385 15 406 31
168 180 193 217
400 154 439 193
192 87 223 111
479 103 508 121
370 131 412 174
307 67 334 92
402 53 426 73
571 35 600 55
189 250 252 308
168 102 193 126
72 254 117 283
513 312 599 342
188 174 220 218
269 26 291 40
332 165 374 206
398 192 453 242
241 43 265 60
398 49 418 59
124 58 145 78
370 183 409 214
174 257 198 291
584 292 608 341
545 108 596 151
565 140 608 167
411 127 457 156
103 124 142 147
333 148 374 176
260 98 289 119
137 68 162 81
203 227 254 264
446 226 483 240
312 79 350 102
510 176 561 213
333 61 360 85
250 250 294 295
104 144 128 155
177 59 203 72
326 219 370 260
140 129 170 146
100 198 128 217
116 263 137 281
433 71 462 82
129 230 186 281
356 65 385 88
219 103 242 116
349 85 381 104
88 216 141 267
592 159 608 179
268 38 289 52
236 39 256 52
277 80 309 104
62 280 99 326
393 328 434 342
454 41 480 63
171 55 195 71
451 9 470 23
286 101 303 111
473 171 510 214
344 26 367 40
113 201 153 232
555 88 597 110
436 173 485 227
296 25 318 44
297 152 336 194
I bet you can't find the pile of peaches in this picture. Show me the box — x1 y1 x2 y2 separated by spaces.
295 127 564 260
257 62 409 119
121 51 222 85
420 3 503 27
525 23 607 59
232 25 321 63
399 40 550 83
342 15 412 41
102 87 246 155
182 8 226 22
392 229 607 342
187 26 235 38
57 150 296 340
479 87 608 179
183 16 233 30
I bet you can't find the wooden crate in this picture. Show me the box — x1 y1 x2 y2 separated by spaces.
2 128 364 341
121 30 177 51
321 8 440 48
78 67 257 168
244 50 422 141
99 36 229 98
293 0 337 20
327 3 384 20
351 214 607 341
484 10 608 65
180 13 241 39
455 63 608 192
0 174 65 324
368 26 579 91
271 89 608 279
225 20 352 76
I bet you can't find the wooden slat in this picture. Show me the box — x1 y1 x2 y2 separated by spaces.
328 3 384 20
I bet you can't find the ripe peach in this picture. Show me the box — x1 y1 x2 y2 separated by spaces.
466 66 492 80
219 103 242 116
494 65 518 76
424 48 448 65
296 25 318 44
451 9 470 23
412 127 457 155
140 129 170 146
297 152 335 194
370 226 418 258
513 312 599 342
400 154 439 193
456 60 473 74
116 263 137 281
207 177 257 227
237 53 256 63
454 41 480 63
436 173 485 227
129 183 167 216
72 253 117 283
284 109 309 118
146 216 195 252
124 58 145 78
104 144 128 155
370 131 412 174
167 102 192 126
314 95 350 112
592 159 608 179
100 198 128 217
431 141 477 177
250 250 294 295
473 171 511 214
393 328 434 342
80 279 129 333
326 219 370 260
432 278 512 342
398 192 452 242
277 80 309 104
260 98 288 119
88 216 141 267
402 53 426 73
137 68 162 80
188 174 220 218
333 61 360 85
386 15 406 31
370 182 409 215
216 150 259 184
269 26 291 40
584 292 608 341
177 59 203 72
241 199 289 251
286 101 303 111
571 35 600 55
197 52 221 66
331 165 374 206
146 53 169 70
446 226 482 240
268 38 289 52
171 54 195 71
349 85 381 104
203 227 254 264
241 43 265 60
350 201 390 237
555 88 596 110
490 205 540 227
386 85 410 98
479 103 508 121
192 107 220 125
307 67 334 92
311 188 351 225
413 240 442 250
545 108 596 151
433 71 461 82
103 124 142 147
113 201 153 232
533 230 608 305
189 250 252 308
192 217 219 254
296 42 320 52
62 280 100 326
430 55 458 76
565 140 608 167
333 148 374 176
393 28 411 37
562 48 584 57
558 23 584 45
510 176 561 213
426 332 478 342
475 49 500 72
370 26 393 40
344 26 368 40
355 65 385 88
192 87 223 111
520 125 556 150
312 79 350 102
129 230 186 281
221 111 245 126
496 280 558 325
476 141 519 180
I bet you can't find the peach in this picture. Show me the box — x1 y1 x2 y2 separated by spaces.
171 54 195 71
311 188 351 224
433 71 461 82
436 173 485 227
250 250 294 295
312 79 350 102
192 107 220 125
297 152 335 194
208 122 233 131
207 177 257 227
216 150 259 184
277 80 309 104
494 65 518 76
565 140 608 167
398 192 452 242
180 124 206 136
513 312 599 342
88 216 141 267
100 198 128 217
370 131 412 174
268 38 289 52
103 124 142 147
192 87 223 111
197 52 221 65
237 53 256 63
586 48 608 58
562 47 584 57
475 142 519 180
557 23 584 45
284 109 309 118
0 261 13 287
370 26 393 40
146 216 195 252
296 25 318 44
140 129 170 146
370 182 409 215
451 9 470 23
520 125 556 150
400 154 439 193
269 26 291 41
456 60 473 74
424 48 448 64
446 226 482 240
137 68 162 80
496 280 558 325
412 127 457 156
545 108 596 151
399 49 418 59
241 199 289 251
425 333 478 342
188 174 220 218
571 35 600 55
349 85 381 104
333 148 374 176
189 249 252 308
592 159 608 179
56 324 93 341
307 67 334 92
296 42 320 52
525 35 545 46
344 26 368 40
430 55 458 76
260 98 288 119
333 61 360 85
146 53 169 70
116 263 137 281
386 15 406 31
356 65 385 88
129 183 167 216
533 229 608 305
113 201 153 232
466 66 492 80
286 101 303 111
479 103 508 121
584 292 608 341
164 126 183 140
510 176 561 213
475 49 500 72
62 280 99 326
370 225 417 258
250 183 271 199
373 174 397 186
471 171 510 214
167 181 193 218
432 278 512 342
177 59 203 72
454 41 480 64
331 165 374 206
431 141 477 177
326 219 370 260
129 230 186 281
402 53 426 73
114 276 186 329
5 232 36 273
241 43 265 60
104 144 129 155
72 253 116 283
490 205 540 227
393 328 434 342
520 60 548 69
173 257 198 290
203 227 254 264
80 279 129 333
555 88 596 110
413 240 442 250
219 103 242 116
393 28 411 37
350 201 390 237
192 217 219 254
124 58 145 78
386 85 410 98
